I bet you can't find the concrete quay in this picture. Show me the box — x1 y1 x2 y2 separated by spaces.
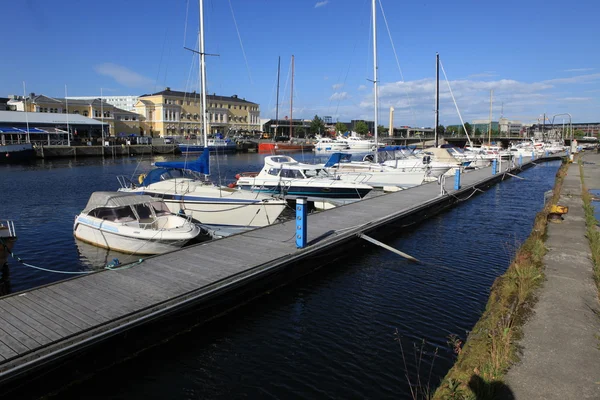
505 152 600 399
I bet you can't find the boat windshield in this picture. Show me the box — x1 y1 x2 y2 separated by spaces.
132 203 154 221
90 206 136 222
303 168 330 178
151 201 171 216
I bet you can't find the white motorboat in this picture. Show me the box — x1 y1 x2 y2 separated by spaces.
371 146 453 180
235 155 373 202
337 135 378 151
117 155 287 234
0 220 16 266
319 152 427 189
74 192 201 255
313 138 350 153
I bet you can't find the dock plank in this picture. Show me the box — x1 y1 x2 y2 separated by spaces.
3 295 78 337
0 326 29 355
21 293 91 331
0 310 49 349
0 340 18 361
0 301 61 342
27 289 103 327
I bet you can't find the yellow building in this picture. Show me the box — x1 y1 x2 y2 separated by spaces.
135 88 260 137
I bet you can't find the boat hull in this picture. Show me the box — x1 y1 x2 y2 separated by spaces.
0 144 35 164
73 219 195 255
179 144 237 154
258 143 315 153
332 170 426 189
236 180 372 200
122 186 287 228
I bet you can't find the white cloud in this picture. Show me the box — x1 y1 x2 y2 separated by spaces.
329 92 349 101
332 83 344 90
94 63 153 88
357 85 367 91
314 1 329 8
564 68 594 73
543 73 600 85
563 97 592 102
467 72 497 79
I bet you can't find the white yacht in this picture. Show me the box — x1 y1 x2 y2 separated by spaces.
117 156 287 235
313 138 350 153
74 192 201 255
337 135 378 151
319 152 427 189
235 155 373 202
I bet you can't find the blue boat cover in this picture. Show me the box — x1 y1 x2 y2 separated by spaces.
323 152 353 167
153 147 210 175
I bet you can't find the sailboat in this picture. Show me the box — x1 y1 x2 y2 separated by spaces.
313 0 444 188
118 0 287 238
258 56 314 153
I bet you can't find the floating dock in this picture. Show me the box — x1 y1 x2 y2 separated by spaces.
0 155 563 392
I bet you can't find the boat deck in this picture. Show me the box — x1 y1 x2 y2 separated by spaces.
0 155 561 386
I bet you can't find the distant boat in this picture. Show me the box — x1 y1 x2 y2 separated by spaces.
0 220 16 266
0 142 35 164
74 192 201 255
179 136 237 154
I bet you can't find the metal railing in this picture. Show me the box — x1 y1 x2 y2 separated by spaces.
0 220 16 238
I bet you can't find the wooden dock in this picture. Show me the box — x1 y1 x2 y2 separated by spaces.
0 155 562 391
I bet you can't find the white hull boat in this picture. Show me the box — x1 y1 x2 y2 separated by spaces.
118 156 287 232
235 155 373 202
74 192 201 255
0 220 16 266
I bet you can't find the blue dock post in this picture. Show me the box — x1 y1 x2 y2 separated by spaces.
519 154 523 167
492 159 497 175
545 150 549 157
296 197 307 249
531 150 535 160
454 168 461 190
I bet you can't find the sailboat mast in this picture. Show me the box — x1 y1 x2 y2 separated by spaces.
434 52 439 147
199 0 209 148
290 55 294 141
488 89 493 145
275 56 280 137
372 0 378 163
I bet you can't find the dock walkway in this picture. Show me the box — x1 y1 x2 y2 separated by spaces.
0 156 553 388
505 152 600 399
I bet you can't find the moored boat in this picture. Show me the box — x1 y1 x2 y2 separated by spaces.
0 220 16 266
0 143 35 164
74 192 201 255
235 155 373 202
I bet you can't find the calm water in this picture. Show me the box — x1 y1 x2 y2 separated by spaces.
0 154 560 399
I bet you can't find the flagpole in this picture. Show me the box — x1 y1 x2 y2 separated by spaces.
65 84 70 146
22 81 30 143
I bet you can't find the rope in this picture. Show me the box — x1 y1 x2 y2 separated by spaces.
0 237 144 274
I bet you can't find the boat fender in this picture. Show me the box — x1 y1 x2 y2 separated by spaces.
228 182 237 188
235 173 241 180
138 174 146 184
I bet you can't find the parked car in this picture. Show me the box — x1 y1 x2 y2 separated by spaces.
164 137 175 144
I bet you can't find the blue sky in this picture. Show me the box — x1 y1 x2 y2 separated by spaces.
2 0 599 127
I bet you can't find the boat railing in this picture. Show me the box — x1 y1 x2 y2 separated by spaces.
0 220 16 238
117 175 138 189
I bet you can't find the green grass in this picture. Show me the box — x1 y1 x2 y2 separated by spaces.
432 160 569 400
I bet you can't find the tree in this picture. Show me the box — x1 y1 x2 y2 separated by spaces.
377 124 388 135
464 122 472 136
354 120 369 136
310 115 326 135
335 122 348 134
574 129 585 138
436 125 445 135
475 128 482 137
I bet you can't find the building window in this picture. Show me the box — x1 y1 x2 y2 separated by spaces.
83 111 89 117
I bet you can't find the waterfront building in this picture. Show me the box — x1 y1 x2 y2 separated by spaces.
67 95 139 112
135 88 261 138
6 94 141 137
0 110 107 145
499 118 523 136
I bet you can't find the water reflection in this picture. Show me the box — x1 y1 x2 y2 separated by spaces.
74 239 144 270
0 263 11 296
